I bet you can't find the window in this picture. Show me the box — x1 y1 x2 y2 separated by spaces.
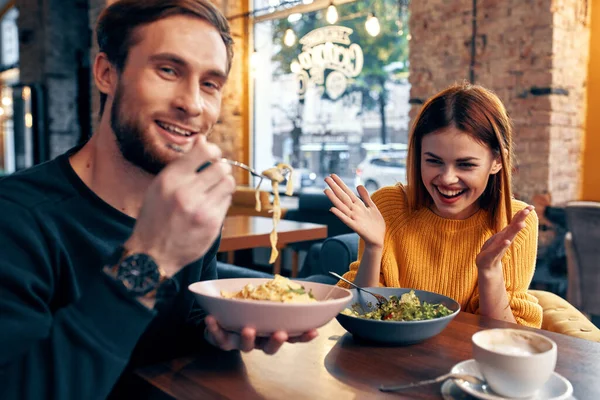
252 0 410 191
0 7 19 175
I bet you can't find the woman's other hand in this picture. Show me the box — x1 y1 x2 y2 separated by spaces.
476 205 534 271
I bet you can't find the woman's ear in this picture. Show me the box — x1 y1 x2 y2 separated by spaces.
490 157 503 175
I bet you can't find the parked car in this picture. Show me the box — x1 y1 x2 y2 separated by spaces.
354 153 407 191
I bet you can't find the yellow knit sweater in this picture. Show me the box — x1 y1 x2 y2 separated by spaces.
338 184 543 328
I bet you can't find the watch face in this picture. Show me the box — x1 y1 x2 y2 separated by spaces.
116 253 160 296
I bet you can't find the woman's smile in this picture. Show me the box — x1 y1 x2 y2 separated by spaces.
421 127 502 219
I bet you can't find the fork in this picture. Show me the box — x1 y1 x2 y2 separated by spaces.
213 158 291 181
379 372 485 392
328 271 388 306
195 158 286 180
219 158 272 179
166 143 276 179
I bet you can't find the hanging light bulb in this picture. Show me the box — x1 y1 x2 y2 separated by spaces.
365 13 381 37
22 86 31 101
283 28 296 47
290 60 301 73
406 33 412 41
25 113 33 128
326 3 338 24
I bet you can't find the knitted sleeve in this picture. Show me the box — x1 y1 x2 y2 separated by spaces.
336 184 406 288
469 201 543 328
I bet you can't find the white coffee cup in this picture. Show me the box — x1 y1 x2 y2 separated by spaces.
472 328 557 398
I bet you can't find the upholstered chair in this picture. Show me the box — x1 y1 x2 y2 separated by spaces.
564 201 600 326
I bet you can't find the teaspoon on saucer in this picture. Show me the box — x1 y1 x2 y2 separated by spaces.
380 372 486 392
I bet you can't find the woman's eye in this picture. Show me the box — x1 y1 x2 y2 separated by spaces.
425 159 442 165
459 163 476 168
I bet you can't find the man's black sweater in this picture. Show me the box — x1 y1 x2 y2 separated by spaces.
0 150 218 399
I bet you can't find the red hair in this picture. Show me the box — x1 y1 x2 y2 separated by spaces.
406 82 513 232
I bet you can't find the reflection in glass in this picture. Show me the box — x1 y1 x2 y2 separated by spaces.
253 0 411 192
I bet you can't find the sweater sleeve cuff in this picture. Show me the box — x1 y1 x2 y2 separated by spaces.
72 275 156 356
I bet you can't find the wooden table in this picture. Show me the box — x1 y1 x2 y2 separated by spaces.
219 215 328 276
137 312 600 399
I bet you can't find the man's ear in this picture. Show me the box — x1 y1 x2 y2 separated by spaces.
93 52 117 97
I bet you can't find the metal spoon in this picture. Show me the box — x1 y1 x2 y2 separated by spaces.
379 372 486 392
328 271 388 306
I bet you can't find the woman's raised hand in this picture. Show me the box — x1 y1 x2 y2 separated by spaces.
324 174 385 250
476 205 534 271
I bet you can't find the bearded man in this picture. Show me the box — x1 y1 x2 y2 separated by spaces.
0 1 316 399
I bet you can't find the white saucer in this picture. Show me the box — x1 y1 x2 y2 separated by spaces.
441 359 574 400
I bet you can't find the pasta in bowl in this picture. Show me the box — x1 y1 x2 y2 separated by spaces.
221 274 317 303
189 275 352 337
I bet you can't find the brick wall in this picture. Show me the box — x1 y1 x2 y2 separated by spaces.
548 1 590 204
409 0 590 205
208 0 249 184
17 0 90 159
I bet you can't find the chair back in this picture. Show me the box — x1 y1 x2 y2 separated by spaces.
565 201 600 315
227 186 273 217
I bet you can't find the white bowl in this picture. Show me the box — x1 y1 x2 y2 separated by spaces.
188 278 353 337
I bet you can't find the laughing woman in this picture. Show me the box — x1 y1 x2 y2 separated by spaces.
325 83 542 327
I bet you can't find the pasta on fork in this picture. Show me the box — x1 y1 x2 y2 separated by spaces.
254 163 294 264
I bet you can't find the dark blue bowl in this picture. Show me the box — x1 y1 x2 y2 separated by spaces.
335 288 461 345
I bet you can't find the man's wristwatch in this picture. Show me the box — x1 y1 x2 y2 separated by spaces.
103 245 169 297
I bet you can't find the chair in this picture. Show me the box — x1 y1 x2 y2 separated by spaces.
317 233 600 342
216 261 272 279
283 191 353 277
564 201 600 325
227 186 276 218
223 186 279 266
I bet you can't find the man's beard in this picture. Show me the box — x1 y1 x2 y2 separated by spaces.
110 83 168 175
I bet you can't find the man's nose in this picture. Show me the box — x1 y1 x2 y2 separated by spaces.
174 81 203 117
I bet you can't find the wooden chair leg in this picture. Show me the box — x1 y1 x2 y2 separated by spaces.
291 250 299 278
226 251 235 264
